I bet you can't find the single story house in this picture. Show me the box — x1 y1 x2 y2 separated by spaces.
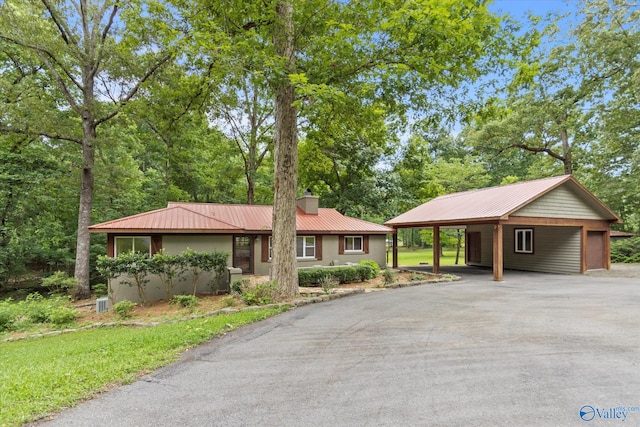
385 175 621 281
89 195 393 302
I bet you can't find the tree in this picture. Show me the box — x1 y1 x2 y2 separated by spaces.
0 0 173 298
178 0 513 296
208 69 275 205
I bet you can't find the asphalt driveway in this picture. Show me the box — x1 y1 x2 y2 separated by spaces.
39 269 640 426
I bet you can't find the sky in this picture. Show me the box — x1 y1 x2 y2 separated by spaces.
488 0 578 20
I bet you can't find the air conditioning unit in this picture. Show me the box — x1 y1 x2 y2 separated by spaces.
96 297 110 314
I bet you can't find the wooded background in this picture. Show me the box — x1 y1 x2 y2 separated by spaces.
1 0 638 293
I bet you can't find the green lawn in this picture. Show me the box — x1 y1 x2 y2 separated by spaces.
395 247 464 266
0 306 287 427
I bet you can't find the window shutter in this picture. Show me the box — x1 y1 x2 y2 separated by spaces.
151 235 163 255
338 235 344 254
363 236 369 254
316 235 323 260
107 235 114 257
261 235 270 262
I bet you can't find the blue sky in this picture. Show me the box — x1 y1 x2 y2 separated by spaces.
489 0 577 20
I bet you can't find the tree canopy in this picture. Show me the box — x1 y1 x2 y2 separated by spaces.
1 0 638 293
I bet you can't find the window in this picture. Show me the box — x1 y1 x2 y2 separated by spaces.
344 236 363 252
267 236 316 259
296 236 316 258
114 236 151 256
514 229 533 254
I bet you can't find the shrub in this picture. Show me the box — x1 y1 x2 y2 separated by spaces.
320 275 338 294
112 300 137 320
23 293 49 323
182 248 229 295
0 299 18 332
410 272 424 281
240 281 279 306
611 236 640 263
170 295 198 308
358 259 381 277
232 279 249 295
382 269 396 286
298 265 377 286
149 251 186 301
92 283 108 298
1 294 78 329
45 305 78 325
220 296 238 308
41 271 78 296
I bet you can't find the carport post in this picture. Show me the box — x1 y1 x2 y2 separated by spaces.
433 226 440 274
392 231 398 268
493 223 504 281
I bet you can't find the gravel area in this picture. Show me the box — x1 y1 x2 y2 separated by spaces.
586 263 640 278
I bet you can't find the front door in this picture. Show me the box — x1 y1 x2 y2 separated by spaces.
233 236 253 274
586 231 605 270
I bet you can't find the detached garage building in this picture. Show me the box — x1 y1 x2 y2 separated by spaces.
385 175 621 281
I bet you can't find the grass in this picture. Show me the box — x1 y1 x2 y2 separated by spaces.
0 306 287 427
396 247 464 266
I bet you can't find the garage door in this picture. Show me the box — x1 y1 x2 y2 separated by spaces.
586 231 605 270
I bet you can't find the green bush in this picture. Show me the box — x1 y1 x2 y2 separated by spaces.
358 259 381 277
0 294 78 331
0 299 18 332
92 283 108 298
298 265 377 286
23 293 50 323
112 300 137 320
45 305 78 325
232 279 249 295
382 269 396 286
611 236 640 263
240 281 279 306
170 295 198 308
41 271 78 296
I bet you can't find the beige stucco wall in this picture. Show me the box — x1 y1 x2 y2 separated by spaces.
110 235 234 304
110 233 389 303
252 234 389 276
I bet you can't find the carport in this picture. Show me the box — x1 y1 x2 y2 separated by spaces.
385 175 621 281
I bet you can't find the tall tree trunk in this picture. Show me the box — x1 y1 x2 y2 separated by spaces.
270 0 298 297
74 113 96 299
74 62 97 299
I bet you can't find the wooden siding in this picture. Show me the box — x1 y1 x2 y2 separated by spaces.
466 225 494 267
467 224 582 274
513 185 610 220
503 226 581 274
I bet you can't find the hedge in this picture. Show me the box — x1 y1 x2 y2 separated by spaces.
298 264 376 286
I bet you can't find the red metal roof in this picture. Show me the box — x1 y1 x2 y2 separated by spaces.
89 202 393 234
385 175 620 227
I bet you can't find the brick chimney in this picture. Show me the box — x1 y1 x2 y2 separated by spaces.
296 189 319 215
